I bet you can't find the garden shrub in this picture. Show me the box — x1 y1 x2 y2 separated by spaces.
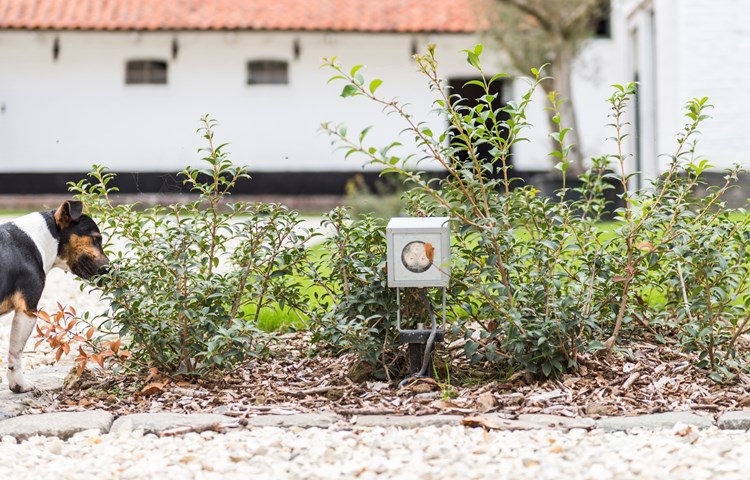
322 44 750 381
69 116 312 376
305 208 399 379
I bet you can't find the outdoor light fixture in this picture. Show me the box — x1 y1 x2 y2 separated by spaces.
386 217 450 382
52 37 60 61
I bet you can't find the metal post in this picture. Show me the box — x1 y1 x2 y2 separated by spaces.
442 287 446 330
396 287 401 331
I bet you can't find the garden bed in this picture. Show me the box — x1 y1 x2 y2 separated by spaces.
45 332 750 419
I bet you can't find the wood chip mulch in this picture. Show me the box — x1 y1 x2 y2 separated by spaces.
39 332 750 420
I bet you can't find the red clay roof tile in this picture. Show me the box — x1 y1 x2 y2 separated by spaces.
0 0 485 32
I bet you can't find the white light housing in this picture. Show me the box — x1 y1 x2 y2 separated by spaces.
386 217 450 288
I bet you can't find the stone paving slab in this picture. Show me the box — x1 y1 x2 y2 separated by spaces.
517 413 596 430
351 414 463 428
0 364 69 419
716 410 750 430
595 412 714 432
111 413 238 435
4 407 750 441
0 410 113 441
244 412 340 429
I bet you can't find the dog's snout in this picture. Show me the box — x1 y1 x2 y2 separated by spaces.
92 259 110 287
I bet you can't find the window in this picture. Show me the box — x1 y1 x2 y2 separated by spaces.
247 60 288 85
126 60 168 85
592 0 611 38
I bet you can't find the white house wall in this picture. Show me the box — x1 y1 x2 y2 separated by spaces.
674 0 750 171
511 37 621 173
616 0 750 175
0 30 617 177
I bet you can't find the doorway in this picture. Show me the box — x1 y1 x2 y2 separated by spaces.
447 77 511 176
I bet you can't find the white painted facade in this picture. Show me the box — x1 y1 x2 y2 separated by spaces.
0 28 618 178
614 0 750 181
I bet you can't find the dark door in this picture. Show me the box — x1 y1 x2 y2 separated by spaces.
447 77 511 176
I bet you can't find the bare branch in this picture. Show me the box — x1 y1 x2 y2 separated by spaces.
560 0 604 37
497 0 557 34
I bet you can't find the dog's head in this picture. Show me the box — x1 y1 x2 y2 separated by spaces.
53 200 110 282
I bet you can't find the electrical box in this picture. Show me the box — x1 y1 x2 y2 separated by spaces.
386 217 450 288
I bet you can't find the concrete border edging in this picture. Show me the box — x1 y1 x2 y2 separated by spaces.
595 412 714 432
0 410 113 441
0 410 749 441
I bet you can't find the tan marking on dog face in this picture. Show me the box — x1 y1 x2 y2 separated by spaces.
0 292 34 316
62 234 106 264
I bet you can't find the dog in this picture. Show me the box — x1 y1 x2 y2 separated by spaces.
0 200 109 393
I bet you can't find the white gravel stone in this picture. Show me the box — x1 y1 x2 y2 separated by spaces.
0 426 747 479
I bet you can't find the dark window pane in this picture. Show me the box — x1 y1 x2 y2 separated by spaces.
126 60 168 85
247 60 288 85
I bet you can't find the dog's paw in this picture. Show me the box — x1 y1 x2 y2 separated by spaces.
7 371 34 394
8 382 35 394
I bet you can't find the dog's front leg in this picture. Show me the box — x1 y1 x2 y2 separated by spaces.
7 310 37 393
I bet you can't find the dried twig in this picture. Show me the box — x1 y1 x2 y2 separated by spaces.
277 386 344 397
622 371 641 390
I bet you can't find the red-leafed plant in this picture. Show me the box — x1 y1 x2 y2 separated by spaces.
34 304 131 376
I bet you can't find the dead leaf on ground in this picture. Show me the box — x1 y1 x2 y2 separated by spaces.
138 381 168 397
476 391 497 412
462 415 504 430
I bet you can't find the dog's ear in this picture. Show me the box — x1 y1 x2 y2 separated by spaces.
54 200 83 228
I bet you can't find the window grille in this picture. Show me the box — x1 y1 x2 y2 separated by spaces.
247 60 288 85
126 60 168 85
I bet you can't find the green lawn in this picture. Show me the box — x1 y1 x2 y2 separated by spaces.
245 212 750 332
245 243 329 333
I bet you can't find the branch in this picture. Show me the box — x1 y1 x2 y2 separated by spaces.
498 0 557 34
560 0 602 36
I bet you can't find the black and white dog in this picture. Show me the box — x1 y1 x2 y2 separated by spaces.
0 200 109 393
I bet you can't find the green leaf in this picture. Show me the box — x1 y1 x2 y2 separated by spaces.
463 79 486 89
489 73 509 85
359 126 373 142
466 52 481 70
369 79 383 94
327 75 346 84
341 84 359 98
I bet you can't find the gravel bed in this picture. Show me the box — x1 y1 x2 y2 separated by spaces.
0 424 749 479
